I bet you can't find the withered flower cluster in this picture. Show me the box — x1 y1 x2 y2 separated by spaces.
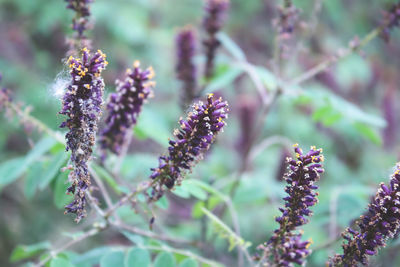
100 61 155 155
150 94 228 200
381 2 400 42
258 144 324 267
329 164 400 266
274 0 300 36
65 0 94 55
59 48 108 222
0 74 11 111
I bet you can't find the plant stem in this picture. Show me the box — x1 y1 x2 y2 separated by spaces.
138 245 225 267
6 101 65 144
33 226 104 267
290 27 381 86
111 220 193 245
104 180 152 218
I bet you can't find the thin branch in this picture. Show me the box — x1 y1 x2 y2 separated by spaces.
112 129 133 175
104 181 152 218
33 226 104 267
248 135 293 163
86 190 106 217
6 101 65 144
138 245 225 267
201 207 254 266
234 61 270 105
111 220 194 245
289 27 381 86
89 165 113 209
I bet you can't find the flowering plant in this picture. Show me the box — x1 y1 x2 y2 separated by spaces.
2 1 400 267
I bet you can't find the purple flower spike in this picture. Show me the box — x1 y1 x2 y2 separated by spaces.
202 0 229 79
100 61 155 155
329 164 400 266
176 26 197 108
59 48 108 222
381 3 400 42
65 0 94 55
150 94 228 200
0 75 11 111
258 144 324 267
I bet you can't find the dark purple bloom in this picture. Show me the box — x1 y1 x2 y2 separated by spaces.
65 0 94 55
100 61 155 155
259 144 324 267
274 0 300 36
329 164 400 266
176 26 197 108
0 74 11 111
150 94 228 200
380 3 400 42
59 48 108 222
202 0 229 79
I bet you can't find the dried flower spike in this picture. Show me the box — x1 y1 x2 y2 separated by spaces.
150 93 228 200
380 3 400 42
329 164 400 266
176 26 197 108
274 0 300 36
202 0 229 79
65 0 94 55
258 144 324 267
0 74 11 111
100 61 155 155
59 48 108 222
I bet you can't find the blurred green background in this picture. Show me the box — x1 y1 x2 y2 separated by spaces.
1 0 400 266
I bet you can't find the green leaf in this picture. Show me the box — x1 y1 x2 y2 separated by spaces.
155 195 169 210
50 257 75 267
153 252 176 267
39 151 69 190
0 137 56 190
24 162 44 199
181 180 207 200
121 231 145 245
0 157 25 189
204 65 243 94
353 122 382 145
100 251 125 267
133 106 171 147
217 32 246 61
10 242 51 262
335 54 371 88
207 196 222 210
201 207 251 251
254 66 278 91
53 171 73 209
192 201 205 219
72 246 116 266
172 186 191 199
91 163 122 194
179 258 198 267
124 248 150 267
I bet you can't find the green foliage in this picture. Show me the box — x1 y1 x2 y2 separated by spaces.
201 207 251 252
125 248 151 267
100 250 125 267
153 252 176 267
179 258 199 267
0 137 56 191
10 242 51 262
2 0 400 266
50 257 75 267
